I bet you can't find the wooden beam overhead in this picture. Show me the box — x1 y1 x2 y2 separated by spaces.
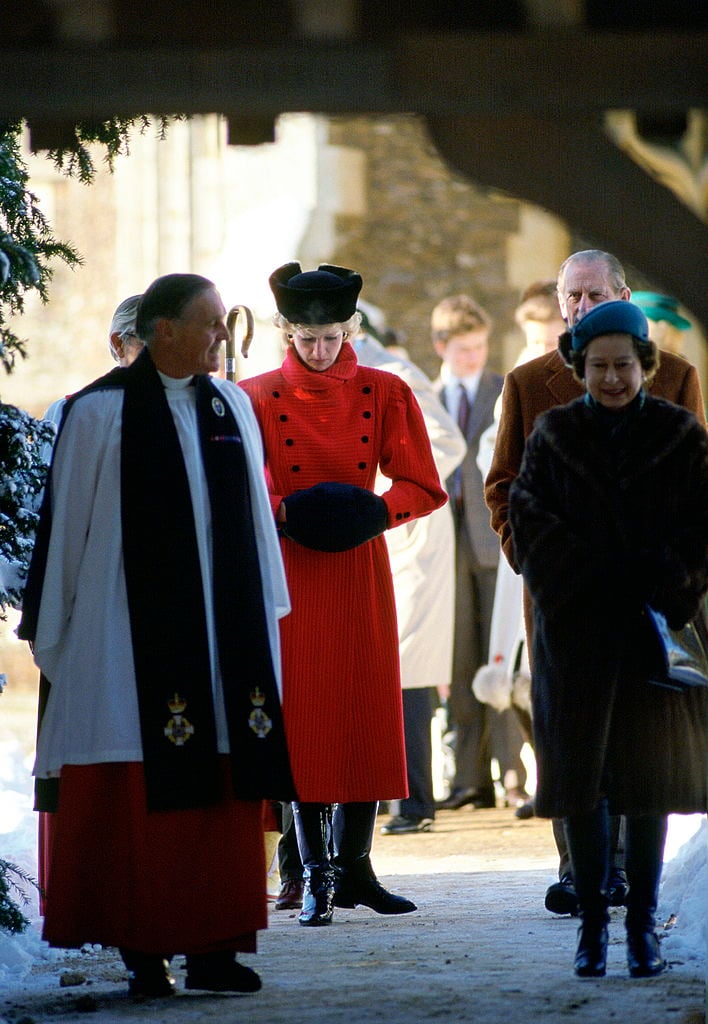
1 31 705 121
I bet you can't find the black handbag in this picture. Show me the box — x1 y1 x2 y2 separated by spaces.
645 605 708 692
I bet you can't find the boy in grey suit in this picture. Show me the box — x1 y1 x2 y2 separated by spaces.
431 295 527 811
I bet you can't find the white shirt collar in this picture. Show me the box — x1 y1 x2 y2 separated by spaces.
441 364 482 400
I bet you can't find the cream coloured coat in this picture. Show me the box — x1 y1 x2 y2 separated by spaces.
356 334 466 689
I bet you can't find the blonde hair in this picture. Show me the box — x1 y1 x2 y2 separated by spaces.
274 311 362 338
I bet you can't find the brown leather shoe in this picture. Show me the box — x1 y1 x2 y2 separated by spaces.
274 878 304 910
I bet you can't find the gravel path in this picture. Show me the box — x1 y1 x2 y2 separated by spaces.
1 806 704 1024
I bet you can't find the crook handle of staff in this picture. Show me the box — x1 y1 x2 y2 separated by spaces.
225 304 255 382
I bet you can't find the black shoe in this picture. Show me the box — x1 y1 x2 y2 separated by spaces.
574 919 608 978
627 930 666 978
185 952 261 993
608 872 629 908
120 950 176 1000
545 875 579 916
514 800 534 820
435 788 496 811
380 815 433 835
128 970 176 1000
274 878 304 910
334 875 417 914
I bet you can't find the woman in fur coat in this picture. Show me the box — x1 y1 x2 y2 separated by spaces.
509 300 707 980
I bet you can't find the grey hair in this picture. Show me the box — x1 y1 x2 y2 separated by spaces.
557 250 627 295
109 294 142 337
108 294 142 360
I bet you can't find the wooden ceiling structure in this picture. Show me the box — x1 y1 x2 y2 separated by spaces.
3 9 707 323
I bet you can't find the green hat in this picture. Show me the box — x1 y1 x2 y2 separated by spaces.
631 292 691 331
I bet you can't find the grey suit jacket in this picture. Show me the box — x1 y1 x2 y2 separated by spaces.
433 368 503 568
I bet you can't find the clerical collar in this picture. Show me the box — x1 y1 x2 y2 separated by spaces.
157 370 194 390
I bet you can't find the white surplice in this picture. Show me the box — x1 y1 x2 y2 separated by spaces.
31 375 290 778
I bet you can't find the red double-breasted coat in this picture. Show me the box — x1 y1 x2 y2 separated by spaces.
240 343 447 802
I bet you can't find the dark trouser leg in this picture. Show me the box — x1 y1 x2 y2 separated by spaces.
277 802 303 883
512 703 533 746
555 814 625 881
544 818 579 916
447 528 496 798
274 801 304 910
564 801 611 977
332 801 416 914
554 817 572 878
396 688 435 820
292 801 334 926
624 814 668 978
490 705 527 796
608 815 629 905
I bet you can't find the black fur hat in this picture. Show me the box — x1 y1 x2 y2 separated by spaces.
269 262 363 324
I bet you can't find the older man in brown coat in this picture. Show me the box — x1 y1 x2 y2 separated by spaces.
485 248 705 916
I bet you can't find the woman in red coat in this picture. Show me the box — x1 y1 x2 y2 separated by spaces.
240 263 447 926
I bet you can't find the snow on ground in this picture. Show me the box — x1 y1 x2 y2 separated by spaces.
0 731 705 991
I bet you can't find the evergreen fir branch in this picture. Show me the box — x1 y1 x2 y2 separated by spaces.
0 121 82 371
0 403 54 616
0 859 40 934
48 115 180 182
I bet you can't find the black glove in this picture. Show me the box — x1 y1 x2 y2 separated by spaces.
281 482 388 552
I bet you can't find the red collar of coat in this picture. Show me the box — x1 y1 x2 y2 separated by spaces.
282 340 358 391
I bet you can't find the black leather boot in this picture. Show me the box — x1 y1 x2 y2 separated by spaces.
565 803 611 978
292 802 335 926
332 801 417 914
573 913 610 978
625 815 668 978
119 948 175 999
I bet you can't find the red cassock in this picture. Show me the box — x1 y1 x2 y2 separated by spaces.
240 343 447 803
39 761 266 954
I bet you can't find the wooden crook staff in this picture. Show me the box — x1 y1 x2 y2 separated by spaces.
225 304 255 382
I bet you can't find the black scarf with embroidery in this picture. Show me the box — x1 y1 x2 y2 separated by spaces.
22 350 297 812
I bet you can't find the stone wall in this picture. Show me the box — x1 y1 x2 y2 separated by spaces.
327 115 533 378
1 113 702 420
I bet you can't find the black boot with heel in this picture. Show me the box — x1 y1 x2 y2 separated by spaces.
332 801 417 914
564 802 611 978
625 815 667 979
573 914 609 978
292 802 335 926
